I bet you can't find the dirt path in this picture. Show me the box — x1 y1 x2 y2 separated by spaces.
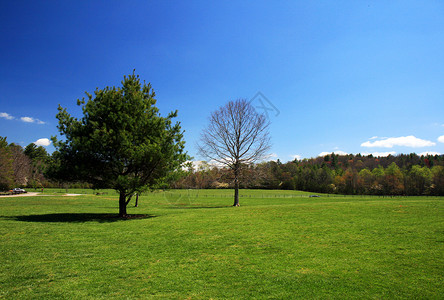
0 192 41 197
0 192 83 198
0 192 86 198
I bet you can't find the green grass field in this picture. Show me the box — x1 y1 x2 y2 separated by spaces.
1 189 443 299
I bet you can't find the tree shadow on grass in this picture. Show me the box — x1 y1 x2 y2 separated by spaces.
165 205 230 209
3 213 156 223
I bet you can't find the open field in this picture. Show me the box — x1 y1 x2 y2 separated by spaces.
1 190 443 299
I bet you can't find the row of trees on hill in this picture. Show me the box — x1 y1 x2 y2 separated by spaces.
174 153 444 196
2 140 443 197
0 137 51 190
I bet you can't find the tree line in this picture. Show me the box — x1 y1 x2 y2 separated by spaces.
174 153 444 196
2 136 443 197
0 136 52 190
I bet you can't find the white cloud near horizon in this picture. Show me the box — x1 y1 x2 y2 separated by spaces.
0 112 14 120
361 135 436 148
362 151 396 157
418 151 441 156
34 138 51 147
318 150 348 157
291 154 302 161
438 135 444 143
21 116 45 124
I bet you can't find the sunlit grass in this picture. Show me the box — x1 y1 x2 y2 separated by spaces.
0 190 443 298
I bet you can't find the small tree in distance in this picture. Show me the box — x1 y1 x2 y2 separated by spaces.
198 99 271 206
52 72 188 217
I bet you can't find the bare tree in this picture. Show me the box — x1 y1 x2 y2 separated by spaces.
9 143 32 186
198 99 271 206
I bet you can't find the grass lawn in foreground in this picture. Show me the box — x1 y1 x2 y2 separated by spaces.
0 190 443 299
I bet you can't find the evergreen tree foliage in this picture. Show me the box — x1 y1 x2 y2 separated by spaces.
52 72 188 217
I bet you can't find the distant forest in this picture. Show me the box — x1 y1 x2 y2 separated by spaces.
174 153 444 196
0 137 51 190
1 136 443 196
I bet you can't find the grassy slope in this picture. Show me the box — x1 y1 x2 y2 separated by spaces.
0 190 443 299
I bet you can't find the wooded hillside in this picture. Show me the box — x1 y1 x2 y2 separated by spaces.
174 153 444 196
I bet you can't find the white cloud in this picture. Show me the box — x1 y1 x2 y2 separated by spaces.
361 136 436 148
318 152 330 157
0 112 14 120
20 116 45 124
335 151 348 155
362 151 396 157
21 116 35 123
418 151 441 156
438 135 444 143
318 150 348 157
34 138 51 147
0 113 45 124
291 154 302 161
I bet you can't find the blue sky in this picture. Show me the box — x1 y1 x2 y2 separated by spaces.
1 1 443 161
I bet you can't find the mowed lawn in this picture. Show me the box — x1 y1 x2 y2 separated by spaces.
0 190 443 299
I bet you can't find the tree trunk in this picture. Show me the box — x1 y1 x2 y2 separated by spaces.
119 191 127 217
134 193 139 207
233 167 240 206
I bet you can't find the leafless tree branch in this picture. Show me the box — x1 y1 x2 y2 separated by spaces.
198 99 271 206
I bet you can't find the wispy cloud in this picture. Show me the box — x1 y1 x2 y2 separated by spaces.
438 135 444 143
0 112 14 120
33 138 52 147
361 136 435 148
1 112 46 124
20 116 45 124
263 153 278 161
0 112 46 124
